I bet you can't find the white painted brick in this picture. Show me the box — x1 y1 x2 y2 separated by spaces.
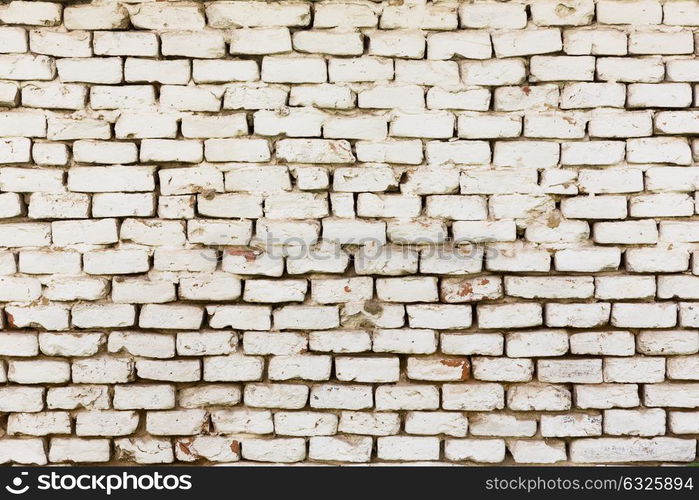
206 1 310 28
508 383 572 411
530 55 595 81
46 386 109 411
574 384 640 409
406 411 468 437
338 411 399 436
212 408 271 434
507 330 569 357
478 303 543 329
367 29 425 59
461 59 526 86
538 359 603 383
175 436 239 463
377 436 440 461
241 438 306 463
49 438 110 463
93 32 158 57
442 383 504 411
146 410 208 436
309 436 372 463
472 357 534 382
493 29 562 58
7 411 71 436
637 330 699 355
274 411 337 437
541 414 602 437
41 332 104 357
427 31 491 60
508 440 566 464
334 356 398 383
460 2 526 28
531 0 595 26
72 357 133 384
570 437 696 463
445 439 506 463
604 409 666 436
597 0 662 25
109 331 175 359
669 411 699 434
564 28 627 54
570 331 635 356
0 54 55 81
113 385 175 411
470 413 536 437
136 359 201 382
441 333 503 356
644 383 699 408
76 410 139 437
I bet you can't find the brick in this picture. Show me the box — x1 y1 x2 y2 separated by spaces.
161 32 225 59
445 439 506 463
109 331 175 358
530 55 595 81
76 410 139 437
443 383 504 411
72 357 133 384
427 31 491 60
309 436 371 463
211 408 272 434
644 383 699 407
461 59 526 86
377 436 440 461
0 54 55 80
206 1 310 28
8 411 71 436
508 440 567 464
596 1 662 25
575 384 640 409
507 383 572 411
478 303 543 329
245 383 309 409
175 436 239 463
146 410 208 436
241 438 306 463
472 357 534 382
47 386 109 411
137 359 201 382
179 385 241 408
604 409 666 436
604 357 665 383
93 32 158 57
113 385 175 410
275 412 338 437
531 0 595 26
538 359 603 383
40 332 104 357
49 438 110 463
570 437 695 463
541 414 602 437
637 330 699 355
570 331 635 356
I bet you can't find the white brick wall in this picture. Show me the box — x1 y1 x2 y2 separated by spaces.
0 0 696 467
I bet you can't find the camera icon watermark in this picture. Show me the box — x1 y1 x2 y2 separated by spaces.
5 472 29 495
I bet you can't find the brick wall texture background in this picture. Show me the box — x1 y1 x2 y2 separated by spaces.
0 0 697 466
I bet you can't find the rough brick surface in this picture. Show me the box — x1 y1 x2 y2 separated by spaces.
0 0 697 466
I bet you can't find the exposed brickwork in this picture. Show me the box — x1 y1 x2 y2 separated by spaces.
0 0 697 465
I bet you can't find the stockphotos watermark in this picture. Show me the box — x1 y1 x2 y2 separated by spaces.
4 470 192 496
200 234 511 262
